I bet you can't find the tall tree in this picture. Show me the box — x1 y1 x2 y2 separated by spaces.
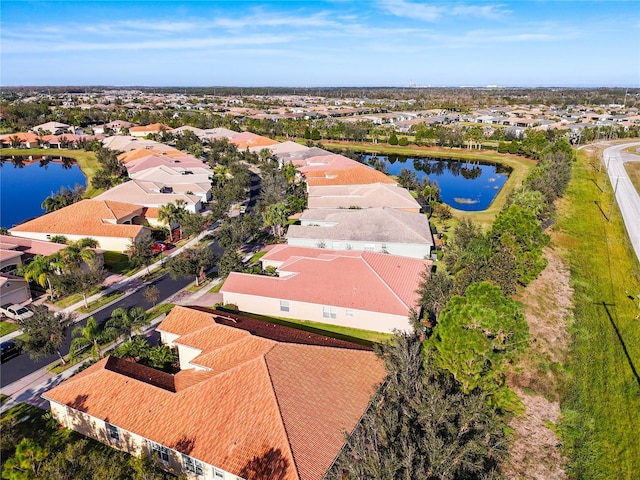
166 245 217 286
158 200 188 242
70 316 104 361
126 236 157 273
17 309 74 365
327 332 506 479
104 306 147 341
426 281 529 412
20 255 56 301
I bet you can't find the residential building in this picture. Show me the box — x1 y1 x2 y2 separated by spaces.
287 207 434 258
221 246 430 333
44 306 385 480
0 274 31 305
9 200 151 252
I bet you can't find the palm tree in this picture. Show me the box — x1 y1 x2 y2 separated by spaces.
148 345 178 371
70 316 103 361
158 200 188 242
21 255 56 301
59 238 99 272
104 306 147 341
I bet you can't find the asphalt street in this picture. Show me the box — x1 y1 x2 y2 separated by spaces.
0 239 224 388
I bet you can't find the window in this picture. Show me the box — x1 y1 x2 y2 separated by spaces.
149 441 170 462
106 423 119 442
364 244 374 252
213 468 224 478
182 455 204 476
345 309 354 317
323 306 337 319
279 300 289 312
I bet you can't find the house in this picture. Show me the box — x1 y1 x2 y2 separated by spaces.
0 234 68 274
128 165 213 202
0 132 41 149
129 123 173 138
93 120 135 135
9 200 151 252
286 207 434 258
94 181 203 213
44 306 385 480
221 246 430 333
0 274 31 305
307 182 421 212
125 154 208 175
31 121 71 135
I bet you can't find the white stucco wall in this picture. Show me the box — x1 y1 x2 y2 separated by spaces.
285 238 431 259
221 292 412 334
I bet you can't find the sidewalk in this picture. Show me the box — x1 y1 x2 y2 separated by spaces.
0 223 218 345
1 312 169 414
1 223 220 413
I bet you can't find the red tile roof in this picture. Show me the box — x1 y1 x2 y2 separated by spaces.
45 306 385 480
223 247 430 316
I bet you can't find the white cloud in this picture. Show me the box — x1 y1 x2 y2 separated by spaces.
378 0 509 22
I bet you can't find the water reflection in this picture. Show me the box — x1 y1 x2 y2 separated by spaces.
363 154 511 211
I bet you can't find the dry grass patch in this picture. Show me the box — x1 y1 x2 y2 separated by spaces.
504 247 572 480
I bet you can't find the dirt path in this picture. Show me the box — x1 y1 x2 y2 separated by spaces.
504 248 573 480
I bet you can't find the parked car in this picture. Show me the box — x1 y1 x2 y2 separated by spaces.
151 242 168 253
0 340 21 363
0 303 34 322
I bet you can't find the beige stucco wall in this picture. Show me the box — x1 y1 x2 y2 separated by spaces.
48 400 240 480
221 292 412 333
6 230 150 253
0 278 31 305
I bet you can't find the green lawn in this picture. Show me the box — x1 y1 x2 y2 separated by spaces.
624 161 640 196
102 251 134 275
0 321 20 337
234 310 393 345
554 149 640 479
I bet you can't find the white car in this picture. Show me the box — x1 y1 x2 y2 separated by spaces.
0 303 35 322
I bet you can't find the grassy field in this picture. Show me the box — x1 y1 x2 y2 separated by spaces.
232 310 393 345
553 149 640 479
1 148 102 197
320 141 536 229
624 161 640 195
0 321 20 337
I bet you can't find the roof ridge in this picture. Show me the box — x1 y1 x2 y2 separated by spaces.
361 253 410 310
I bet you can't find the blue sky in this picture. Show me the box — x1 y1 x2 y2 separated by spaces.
1 0 638 87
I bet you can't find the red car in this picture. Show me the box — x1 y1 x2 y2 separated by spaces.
151 242 168 253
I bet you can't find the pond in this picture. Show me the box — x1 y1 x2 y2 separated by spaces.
0 156 86 229
362 153 511 211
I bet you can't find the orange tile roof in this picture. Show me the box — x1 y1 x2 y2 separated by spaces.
118 148 189 163
129 123 173 132
305 166 396 186
228 132 279 149
9 199 147 239
45 306 385 480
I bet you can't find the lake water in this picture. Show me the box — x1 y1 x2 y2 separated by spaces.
362 154 510 211
0 156 86 229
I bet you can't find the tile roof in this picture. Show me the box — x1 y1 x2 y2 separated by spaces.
129 123 173 132
308 183 420 210
288 207 434 247
45 306 384 480
94 181 202 210
223 247 430 316
125 154 207 174
118 148 189 164
9 200 147 239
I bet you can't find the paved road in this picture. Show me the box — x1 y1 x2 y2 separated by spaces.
0 239 224 388
603 142 640 263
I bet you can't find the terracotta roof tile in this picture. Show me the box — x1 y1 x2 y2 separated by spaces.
45 306 384 480
9 200 147 239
